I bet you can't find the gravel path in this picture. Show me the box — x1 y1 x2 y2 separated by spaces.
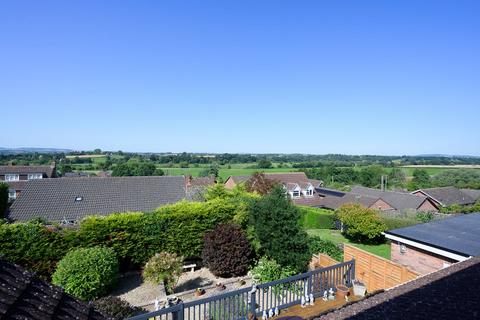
113 268 252 310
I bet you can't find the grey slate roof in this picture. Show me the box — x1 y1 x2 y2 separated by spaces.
0 258 109 320
351 186 431 211
316 256 480 320
460 188 480 201
0 164 56 177
8 176 187 222
385 213 480 257
414 186 478 206
318 193 380 210
4 180 28 191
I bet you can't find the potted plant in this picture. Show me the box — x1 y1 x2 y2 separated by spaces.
195 288 205 297
216 282 226 291
353 280 366 297
335 284 349 300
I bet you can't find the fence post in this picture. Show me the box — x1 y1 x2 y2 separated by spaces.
173 302 184 320
350 259 356 285
307 271 313 296
250 287 257 318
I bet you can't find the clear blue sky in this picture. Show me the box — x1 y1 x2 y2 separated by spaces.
1 1 479 155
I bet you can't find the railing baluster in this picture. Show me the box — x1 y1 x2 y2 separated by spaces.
128 260 356 320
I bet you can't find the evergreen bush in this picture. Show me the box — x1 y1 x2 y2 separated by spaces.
52 246 119 300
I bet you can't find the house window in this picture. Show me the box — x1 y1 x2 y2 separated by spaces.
292 190 300 198
400 244 407 254
5 174 19 182
306 189 313 196
8 189 16 200
28 173 43 180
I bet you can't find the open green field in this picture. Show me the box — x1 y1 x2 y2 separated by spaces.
306 229 391 259
160 167 296 180
400 166 480 177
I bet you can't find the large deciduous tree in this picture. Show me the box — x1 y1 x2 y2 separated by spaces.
245 172 278 195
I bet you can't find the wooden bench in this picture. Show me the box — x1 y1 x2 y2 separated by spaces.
183 263 197 273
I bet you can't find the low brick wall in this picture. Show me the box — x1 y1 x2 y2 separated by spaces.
391 241 456 275
344 244 418 292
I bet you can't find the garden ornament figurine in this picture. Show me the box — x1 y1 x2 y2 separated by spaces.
322 290 328 301
262 310 268 319
154 298 160 311
268 308 274 318
301 296 306 308
274 307 279 316
309 293 315 305
328 288 335 300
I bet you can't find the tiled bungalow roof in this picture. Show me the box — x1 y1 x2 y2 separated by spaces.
351 186 433 211
188 176 216 187
0 164 56 177
413 186 479 206
0 258 109 320
315 256 480 320
8 176 187 222
318 193 380 210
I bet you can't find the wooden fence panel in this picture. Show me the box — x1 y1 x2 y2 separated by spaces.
343 244 419 292
310 254 339 269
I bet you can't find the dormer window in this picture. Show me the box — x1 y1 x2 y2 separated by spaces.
8 189 16 200
305 189 313 196
28 173 43 180
75 196 83 202
292 190 300 198
5 174 19 182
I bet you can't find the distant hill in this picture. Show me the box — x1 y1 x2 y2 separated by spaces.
0 147 73 154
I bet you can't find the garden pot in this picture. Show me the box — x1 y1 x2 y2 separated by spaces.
195 289 205 297
335 285 349 300
353 282 366 297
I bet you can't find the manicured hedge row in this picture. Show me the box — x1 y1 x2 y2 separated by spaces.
78 199 237 267
0 222 74 277
0 199 237 278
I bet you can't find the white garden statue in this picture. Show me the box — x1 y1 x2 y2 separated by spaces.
268 308 274 318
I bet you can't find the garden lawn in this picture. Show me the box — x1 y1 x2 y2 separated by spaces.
306 229 391 260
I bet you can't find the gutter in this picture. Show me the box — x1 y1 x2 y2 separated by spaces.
383 232 471 262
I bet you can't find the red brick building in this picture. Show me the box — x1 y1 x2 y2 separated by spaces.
384 213 480 275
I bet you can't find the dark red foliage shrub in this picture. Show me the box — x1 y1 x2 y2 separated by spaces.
202 224 253 277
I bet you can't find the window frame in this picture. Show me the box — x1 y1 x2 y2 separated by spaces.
27 173 43 180
8 189 16 200
5 174 20 182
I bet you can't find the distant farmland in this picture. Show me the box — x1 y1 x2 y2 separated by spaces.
159 167 296 180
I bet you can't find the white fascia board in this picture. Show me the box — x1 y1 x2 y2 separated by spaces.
383 233 471 262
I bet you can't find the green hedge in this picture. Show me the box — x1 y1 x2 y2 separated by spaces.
0 199 237 277
299 206 335 229
308 236 343 262
0 222 74 278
